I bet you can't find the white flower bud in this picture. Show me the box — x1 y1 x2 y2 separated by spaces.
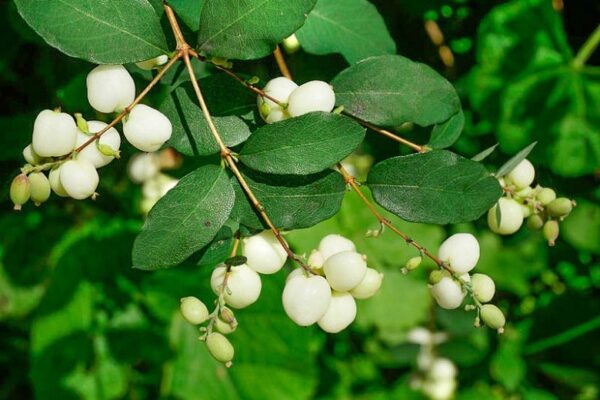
350 268 383 299
32 109 78 157
437 233 480 274
76 121 121 168
210 264 262 309
287 81 336 117
179 296 209 325
282 274 331 326
487 198 524 235
506 159 535 189
87 65 135 113
429 276 465 310
318 234 356 261
323 251 367 292
123 104 172 152
60 159 99 199
317 292 357 333
242 231 287 274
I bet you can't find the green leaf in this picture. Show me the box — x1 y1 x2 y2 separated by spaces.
495 141 537 177
132 165 234 270
295 0 396 64
471 143 499 162
562 200 600 254
239 112 365 175
197 0 317 60
332 55 460 127
160 86 252 156
367 150 502 224
170 0 205 30
428 110 465 149
232 168 346 230
14 0 169 63
490 341 526 391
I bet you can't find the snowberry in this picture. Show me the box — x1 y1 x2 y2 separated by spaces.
49 167 68 197
136 55 169 70
128 152 160 183
206 332 234 364
210 264 262 309
76 121 121 168
479 304 506 331
543 220 559 246
536 187 556 206
23 144 42 165
180 296 209 325
215 317 237 335
527 214 544 230
350 268 383 299
287 81 336 117
123 104 172 152
10 174 30 210
404 255 423 271
318 234 356 261
87 65 135 113
487 198 524 235
471 273 495 303
547 198 573 217
318 292 357 333
506 159 535 189
307 249 325 269
28 172 51 206
406 327 433 345
429 272 465 310
323 251 367 292
31 109 78 157
142 174 178 200
59 159 99 199
422 378 457 400
520 204 532 218
428 358 457 381
257 77 297 123
282 273 331 326
437 233 480 274
242 231 287 274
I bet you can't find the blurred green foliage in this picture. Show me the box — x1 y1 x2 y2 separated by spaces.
1 0 599 399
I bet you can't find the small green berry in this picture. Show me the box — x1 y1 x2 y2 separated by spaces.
547 198 573 218
405 256 423 271
206 332 234 365
536 188 556 206
10 174 31 211
527 214 544 230
471 273 495 303
180 296 209 325
480 304 506 332
543 220 559 246
28 172 51 206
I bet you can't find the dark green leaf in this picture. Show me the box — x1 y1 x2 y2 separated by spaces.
239 112 365 175
495 141 537 178
471 143 499 162
197 0 317 60
132 165 234 270
367 150 502 224
170 0 204 30
14 0 169 63
232 168 346 230
332 55 460 127
428 110 465 149
295 0 396 64
160 86 252 156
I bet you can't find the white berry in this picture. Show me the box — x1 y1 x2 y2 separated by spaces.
123 104 172 152
282 274 331 326
317 292 357 333
32 109 77 157
287 81 336 117
506 159 535 189
60 159 99 199
471 273 495 303
210 264 262 309
76 121 121 168
87 65 135 113
307 249 325 269
128 152 160 183
487 198 524 235
318 234 356 261
323 251 367 292
257 77 297 123
49 166 68 197
350 268 383 299
428 358 457 380
180 296 209 325
429 276 465 309
437 233 480 274
136 55 169 70
23 144 42 165
242 231 287 274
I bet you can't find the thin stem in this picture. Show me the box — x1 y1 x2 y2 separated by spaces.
344 113 425 153
163 2 187 49
572 24 600 69
525 315 600 355
273 45 292 79
211 63 286 106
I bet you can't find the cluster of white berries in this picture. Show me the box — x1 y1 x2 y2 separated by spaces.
407 327 457 400
428 233 506 332
488 159 575 246
10 61 173 210
283 234 383 333
257 77 336 123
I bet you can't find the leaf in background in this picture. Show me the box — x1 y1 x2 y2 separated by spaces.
14 0 169 63
428 110 465 149
490 341 526 391
367 150 502 224
170 0 205 30
561 200 600 254
232 168 346 230
495 142 537 177
295 0 396 64
197 0 317 60
160 86 252 156
239 112 365 175
332 55 460 127
132 165 234 270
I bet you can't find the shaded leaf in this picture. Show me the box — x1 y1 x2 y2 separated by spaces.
428 110 465 149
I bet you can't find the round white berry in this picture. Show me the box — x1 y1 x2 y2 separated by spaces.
136 55 169 70
87 64 135 113
242 231 287 274
406 327 433 345
179 296 209 325
287 81 336 117
350 268 383 299
282 274 331 326
506 159 535 189
317 292 357 333
60 159 99 199
428 358 457 380
318 234 356 261
257 77 297 113
31 109 78 157
49 166 68 197
206 332 234 364
437 233 480 274
123 104 172 152
422 378 457 400
429 276 465 310
323 251 367 292
265 109 287 124
471 273 495 303
76 121 121 168
128 153 160 183
210 264 262 309
23 144 42 165
487 198 524 235
307 249 325 269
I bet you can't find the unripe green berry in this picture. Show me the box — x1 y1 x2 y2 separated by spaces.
28 172 51 206
405 256 423 271
527 214 545 230
479 304 506 331
515 186 532 198
429 270 449 285
471 273 495 303
206 332 234 365
180 296 209 325
547 198 573 218
215 317 237 334
10 174 31 211
536 188 556 206
543 220 559 246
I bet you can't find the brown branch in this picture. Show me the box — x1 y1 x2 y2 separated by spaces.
343 114 425 153
273 45 292 79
